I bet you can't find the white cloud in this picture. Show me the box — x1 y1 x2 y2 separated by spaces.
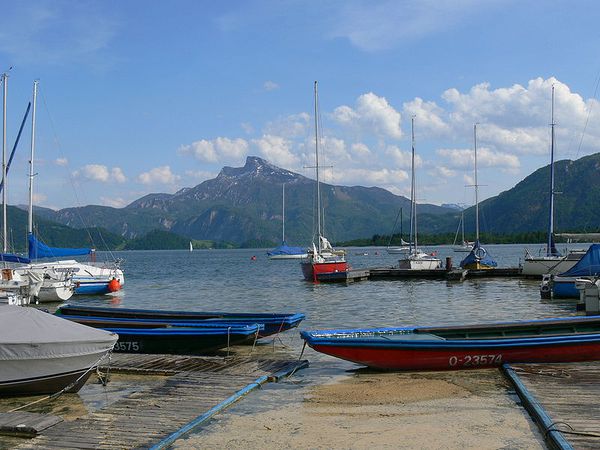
436 147 520 171
385 145 422 169
329 0 486 52
72 164 126 183
263 80 280 91
403 98 451 137
55 157 68 166
179 137 249 163
329 167 409 188
429 166 456 178
137 166 180 185
333 92 402 139
33 193 47 204
111 167 127 183
252 134 299 167
100 196 128 208
184 170 216 182
264 113 311 138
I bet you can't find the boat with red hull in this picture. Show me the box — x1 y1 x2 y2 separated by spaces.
300 81 349 282
301 258 348 282
300 316 600 371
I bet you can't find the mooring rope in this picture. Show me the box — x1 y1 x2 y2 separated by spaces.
247 328 260 355
545 421 600 439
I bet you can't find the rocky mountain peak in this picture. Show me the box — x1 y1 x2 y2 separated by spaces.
218 156 304 184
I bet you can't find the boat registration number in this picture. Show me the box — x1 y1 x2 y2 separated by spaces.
115 341 140 352
448 354 502 367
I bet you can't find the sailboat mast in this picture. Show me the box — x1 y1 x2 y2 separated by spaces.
410 116 417 252
547 85 556 256
314 81 322 252
28 80 38 235
474 123 480 242
1 73 7 253
282 183 285 243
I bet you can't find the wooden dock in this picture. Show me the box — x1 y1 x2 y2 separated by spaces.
13 353 308 449
503 362 600 449
317 266 523 283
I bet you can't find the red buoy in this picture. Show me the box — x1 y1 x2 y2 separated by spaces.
107 278 121 293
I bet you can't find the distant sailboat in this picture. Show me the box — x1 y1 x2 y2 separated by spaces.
386 207 411 254
460 124 497 270
189 241 193 252
267 184 307 260
452 210 474 252
397 117 442 270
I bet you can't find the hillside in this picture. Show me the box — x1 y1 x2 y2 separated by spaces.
32 156 455 245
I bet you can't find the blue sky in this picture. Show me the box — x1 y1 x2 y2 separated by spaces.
1 0 600 210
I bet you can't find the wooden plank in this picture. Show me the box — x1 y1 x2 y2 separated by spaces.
506 362 600 449
17 356 308 449
0 412 63 437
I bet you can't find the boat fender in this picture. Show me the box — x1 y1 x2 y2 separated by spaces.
108 278 121 292
475 247 487 259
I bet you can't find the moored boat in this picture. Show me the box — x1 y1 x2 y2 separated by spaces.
104 324 260 354
300 81 348 281
300 316 600 371
0 306 117 396
460 124 497 270
546 244 600 298
398 117 442 271
55 304 305 338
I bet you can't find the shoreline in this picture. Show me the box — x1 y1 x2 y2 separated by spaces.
176 365 544 449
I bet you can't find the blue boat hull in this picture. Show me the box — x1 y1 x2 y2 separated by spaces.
552 278 580 298
74 281 111 295
55 305 305 338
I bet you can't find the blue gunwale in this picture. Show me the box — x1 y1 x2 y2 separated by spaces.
301 315 600 350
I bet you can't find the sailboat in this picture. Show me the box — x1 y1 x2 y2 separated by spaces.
189 241 193 252
267 184 308 259
398 117 442 270
460 124 497 270
522 85 585 277
386 207 411 254
20 81 124 296
452 210 474 252
300 81 348 281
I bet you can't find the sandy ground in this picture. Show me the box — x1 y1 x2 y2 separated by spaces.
176 369 544 449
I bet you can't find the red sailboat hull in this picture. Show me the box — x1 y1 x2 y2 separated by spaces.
301 260 349 282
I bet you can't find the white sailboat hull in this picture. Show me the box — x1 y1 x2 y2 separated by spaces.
398 252 442 270
522 257 580 277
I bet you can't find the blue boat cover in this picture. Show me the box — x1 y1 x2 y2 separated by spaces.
267 242 306 257
0 253 30 264
28 233 91 259
460 240 497 268
558 244 600 277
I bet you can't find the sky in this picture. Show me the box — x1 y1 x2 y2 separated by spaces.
1 0 600 210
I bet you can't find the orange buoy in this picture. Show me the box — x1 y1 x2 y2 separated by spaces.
107 278 121 293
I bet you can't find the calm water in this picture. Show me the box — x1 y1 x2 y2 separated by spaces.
78 243 579 332
0 243 582 448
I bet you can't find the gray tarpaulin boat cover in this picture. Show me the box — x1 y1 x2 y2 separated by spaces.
0 306 117 361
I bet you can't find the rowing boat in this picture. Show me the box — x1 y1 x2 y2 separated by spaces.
300 316 600 371
55 305 305 338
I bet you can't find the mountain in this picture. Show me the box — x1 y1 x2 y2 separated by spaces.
462 152 600 235
34 156 455 245
5 205 127 252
